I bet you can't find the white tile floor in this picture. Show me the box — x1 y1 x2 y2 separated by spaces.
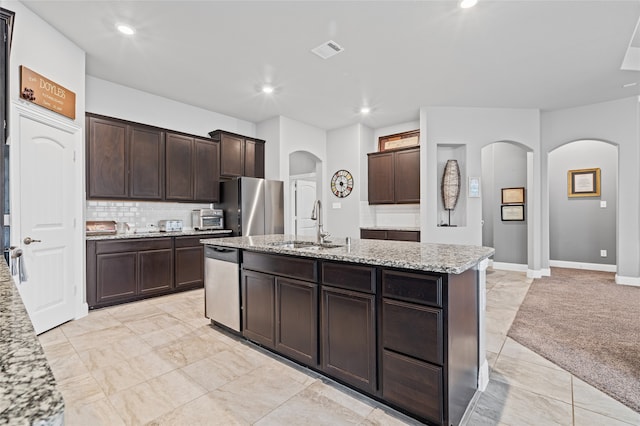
38 269 640 425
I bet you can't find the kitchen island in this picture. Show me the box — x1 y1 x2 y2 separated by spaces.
201 234 494 426
0 260 64 425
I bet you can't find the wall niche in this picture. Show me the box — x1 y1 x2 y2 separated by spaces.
437 144 466 227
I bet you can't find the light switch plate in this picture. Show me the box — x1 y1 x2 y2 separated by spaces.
600 201 607 208
332 202 342 209
600 249 607 257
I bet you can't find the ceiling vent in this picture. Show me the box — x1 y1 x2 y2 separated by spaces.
311 40 344 59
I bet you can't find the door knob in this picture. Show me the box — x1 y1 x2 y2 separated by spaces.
23 237 42 245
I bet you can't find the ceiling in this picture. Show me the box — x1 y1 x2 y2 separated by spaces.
19 0 640 130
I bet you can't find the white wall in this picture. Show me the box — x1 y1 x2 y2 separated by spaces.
421 107 541 273
278 117 327 234
541 97 639 283
86 76 255 139
256 116 280 180
3 0 87 315
326 124 362 239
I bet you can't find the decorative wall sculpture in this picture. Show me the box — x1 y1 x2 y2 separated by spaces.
441 159 460 226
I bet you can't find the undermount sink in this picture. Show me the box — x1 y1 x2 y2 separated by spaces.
269 240 343 250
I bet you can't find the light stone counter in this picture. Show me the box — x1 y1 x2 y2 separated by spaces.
86 229 232 241
0 261 64 425
200 234 494 274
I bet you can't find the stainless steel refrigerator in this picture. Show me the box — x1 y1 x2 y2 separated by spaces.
219 177 284 236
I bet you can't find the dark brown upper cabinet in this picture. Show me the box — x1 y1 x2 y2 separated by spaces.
367 147 420 204
209 130 265 179
87 114 164 200
166 133 220 203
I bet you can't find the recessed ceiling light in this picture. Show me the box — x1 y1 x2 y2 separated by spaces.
116 24 136 36
460 0 478 9
360 107 371 114
262 85 274 94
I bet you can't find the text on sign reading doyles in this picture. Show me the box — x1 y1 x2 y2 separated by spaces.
20 66 76 120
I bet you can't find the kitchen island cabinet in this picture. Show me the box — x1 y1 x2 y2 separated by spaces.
200 234 493 426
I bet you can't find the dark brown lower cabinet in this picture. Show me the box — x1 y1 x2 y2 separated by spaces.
242 270 276 348
96 252 137 303
321 285 376 394
139 248 174 295
382 349 443 424
175 236 206 289
276 277 318 365
90 238 173 307
242 255 318 365
87 234 228 309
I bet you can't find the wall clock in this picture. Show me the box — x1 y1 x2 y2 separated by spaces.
331 169 354 198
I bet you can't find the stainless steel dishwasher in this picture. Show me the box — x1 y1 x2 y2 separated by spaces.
204 245 241 332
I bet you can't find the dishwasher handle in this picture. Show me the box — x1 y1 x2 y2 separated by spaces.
205 245 240 263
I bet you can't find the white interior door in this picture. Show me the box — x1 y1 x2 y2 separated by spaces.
294 179 317 237
13 104 80 334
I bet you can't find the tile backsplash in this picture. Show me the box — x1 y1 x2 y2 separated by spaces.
85 201 212 231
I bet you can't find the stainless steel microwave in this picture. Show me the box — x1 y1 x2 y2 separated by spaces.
192 209 224 230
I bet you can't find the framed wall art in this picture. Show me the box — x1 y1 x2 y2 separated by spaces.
501 205 525 221
568 168 600 197
378 129 419 152
501 187 525 204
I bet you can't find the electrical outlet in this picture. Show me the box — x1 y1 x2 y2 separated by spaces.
600 201 607 208
600 250 607 257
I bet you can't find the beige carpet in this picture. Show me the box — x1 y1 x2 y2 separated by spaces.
507 268 640 413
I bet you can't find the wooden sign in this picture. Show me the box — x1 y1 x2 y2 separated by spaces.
378 129 419 152
20 66 76 119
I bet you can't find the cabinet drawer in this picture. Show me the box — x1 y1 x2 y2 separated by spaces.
383 298 443 365
386 230 420 242
360 229 387 240
95 238 172 254
382 349 443 425
321 261 376 293
243 251 317 282
382 269 442 307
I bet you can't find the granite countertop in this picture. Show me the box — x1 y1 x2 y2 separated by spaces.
0 261 64 425
200 234 494 274
86 229 232 241
360 226 421 232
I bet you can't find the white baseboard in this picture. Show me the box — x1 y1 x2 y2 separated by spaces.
615 275 640 287
492 262 528 272
549 260 617 273
478 359 489 392
541 268 551 277
527 269 543 279
75 302 89 320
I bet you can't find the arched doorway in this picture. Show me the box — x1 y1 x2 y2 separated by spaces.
481 141 532 269
547 140 617 271
289 151 322 237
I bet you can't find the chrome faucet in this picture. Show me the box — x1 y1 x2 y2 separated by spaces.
310 199 330 244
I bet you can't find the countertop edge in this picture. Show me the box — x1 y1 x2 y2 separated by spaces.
200 235 495 274
86 229 233 241
0 261 65 425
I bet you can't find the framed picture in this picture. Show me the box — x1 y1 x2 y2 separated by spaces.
568 168 601 197
501 205 525 221
378 129 419 152
468 176 481 198
501 187 525 204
